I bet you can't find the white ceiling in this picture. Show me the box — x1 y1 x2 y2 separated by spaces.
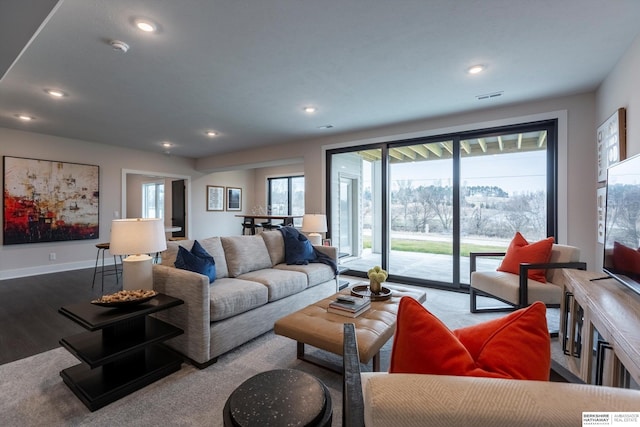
1 0 640 159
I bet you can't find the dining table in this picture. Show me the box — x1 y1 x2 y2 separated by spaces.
235 215 302 234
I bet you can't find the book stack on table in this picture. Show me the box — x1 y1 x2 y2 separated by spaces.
327 295 371 318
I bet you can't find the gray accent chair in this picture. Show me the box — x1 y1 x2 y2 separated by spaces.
469 243 586 313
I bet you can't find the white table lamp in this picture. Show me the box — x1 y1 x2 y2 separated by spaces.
301 214 327 245
110 218 167 290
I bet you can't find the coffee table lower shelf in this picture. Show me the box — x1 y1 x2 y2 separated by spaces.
60 345 181 412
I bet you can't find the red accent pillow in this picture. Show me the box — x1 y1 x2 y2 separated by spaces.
389 297 550 380
612 241 640 274
497 232 554 283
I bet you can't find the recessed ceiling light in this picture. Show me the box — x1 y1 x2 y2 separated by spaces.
303 106 317 114
15 114 34 121
135 19 157 33
45 89 66 98
467 65 486 74
205 130 218 137
162 142 172 148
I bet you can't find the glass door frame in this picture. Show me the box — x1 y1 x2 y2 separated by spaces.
326 119 558 289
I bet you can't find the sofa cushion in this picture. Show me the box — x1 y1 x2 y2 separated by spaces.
198 237 229 278
221 236 272 277
237 268 308 302
161 240 192 267
261 231 286 265
162 237 228 279
274 263 335 287
174 241 216 283
209 278 269 321
389 297 550 380
497 232 554 283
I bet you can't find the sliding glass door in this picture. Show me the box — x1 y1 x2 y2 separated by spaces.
388 141 454 284
327 120 556 289
459 130 550 283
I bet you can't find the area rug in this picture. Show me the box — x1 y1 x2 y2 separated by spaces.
0 288 561 427
0 330 349 427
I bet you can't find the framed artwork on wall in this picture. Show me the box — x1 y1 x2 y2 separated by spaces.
226 187 242 211
206 185 224 211
3 156 100 245
597 107 626 182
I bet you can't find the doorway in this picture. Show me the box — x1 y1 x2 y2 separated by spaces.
121 169 191 238
171 179 186 238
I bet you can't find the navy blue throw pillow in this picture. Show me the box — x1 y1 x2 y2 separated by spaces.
174 240 216 283
286 234 317 265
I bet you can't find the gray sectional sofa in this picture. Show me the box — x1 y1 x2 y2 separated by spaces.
152 230 338 368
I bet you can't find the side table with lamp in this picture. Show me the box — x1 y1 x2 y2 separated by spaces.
58 218 182 411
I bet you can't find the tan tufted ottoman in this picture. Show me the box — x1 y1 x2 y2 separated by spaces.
274 284 426 371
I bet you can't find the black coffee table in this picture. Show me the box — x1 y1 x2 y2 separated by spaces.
59 293 184 411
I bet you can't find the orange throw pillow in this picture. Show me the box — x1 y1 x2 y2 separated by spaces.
389 297 550 381
497 232 554 283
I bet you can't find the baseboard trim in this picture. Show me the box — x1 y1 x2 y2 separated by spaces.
0 260 96 281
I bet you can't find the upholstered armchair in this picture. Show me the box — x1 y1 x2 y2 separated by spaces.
469 244 586 313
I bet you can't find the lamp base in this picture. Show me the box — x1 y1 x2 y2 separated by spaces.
307 233 322 246
122 254 153 290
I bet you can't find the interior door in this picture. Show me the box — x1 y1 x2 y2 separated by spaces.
171 179 186 238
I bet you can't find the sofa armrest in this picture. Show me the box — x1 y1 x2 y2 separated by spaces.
152 264 211 365
469 251 506 273
359 373 640 427
314 244 338 261
343 323 365 427
518 261 587 305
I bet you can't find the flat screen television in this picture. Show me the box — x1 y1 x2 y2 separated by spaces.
603 153 640 296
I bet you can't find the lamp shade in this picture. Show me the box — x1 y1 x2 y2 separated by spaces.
110 218 167 256
301 214 327 233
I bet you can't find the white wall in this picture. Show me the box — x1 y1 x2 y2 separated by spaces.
190 169 256 239
597 33 640 158
0 128 200 279
594 32 640 271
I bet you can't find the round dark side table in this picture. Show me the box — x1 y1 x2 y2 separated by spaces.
223 369 332 427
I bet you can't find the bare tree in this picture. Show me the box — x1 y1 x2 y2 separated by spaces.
503 194 532 235
392 180 413 231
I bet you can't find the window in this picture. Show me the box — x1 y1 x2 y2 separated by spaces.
142 182 164 219
327 119 557 289
268 176 304 226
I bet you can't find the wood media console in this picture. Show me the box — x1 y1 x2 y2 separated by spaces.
560 269 640 388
